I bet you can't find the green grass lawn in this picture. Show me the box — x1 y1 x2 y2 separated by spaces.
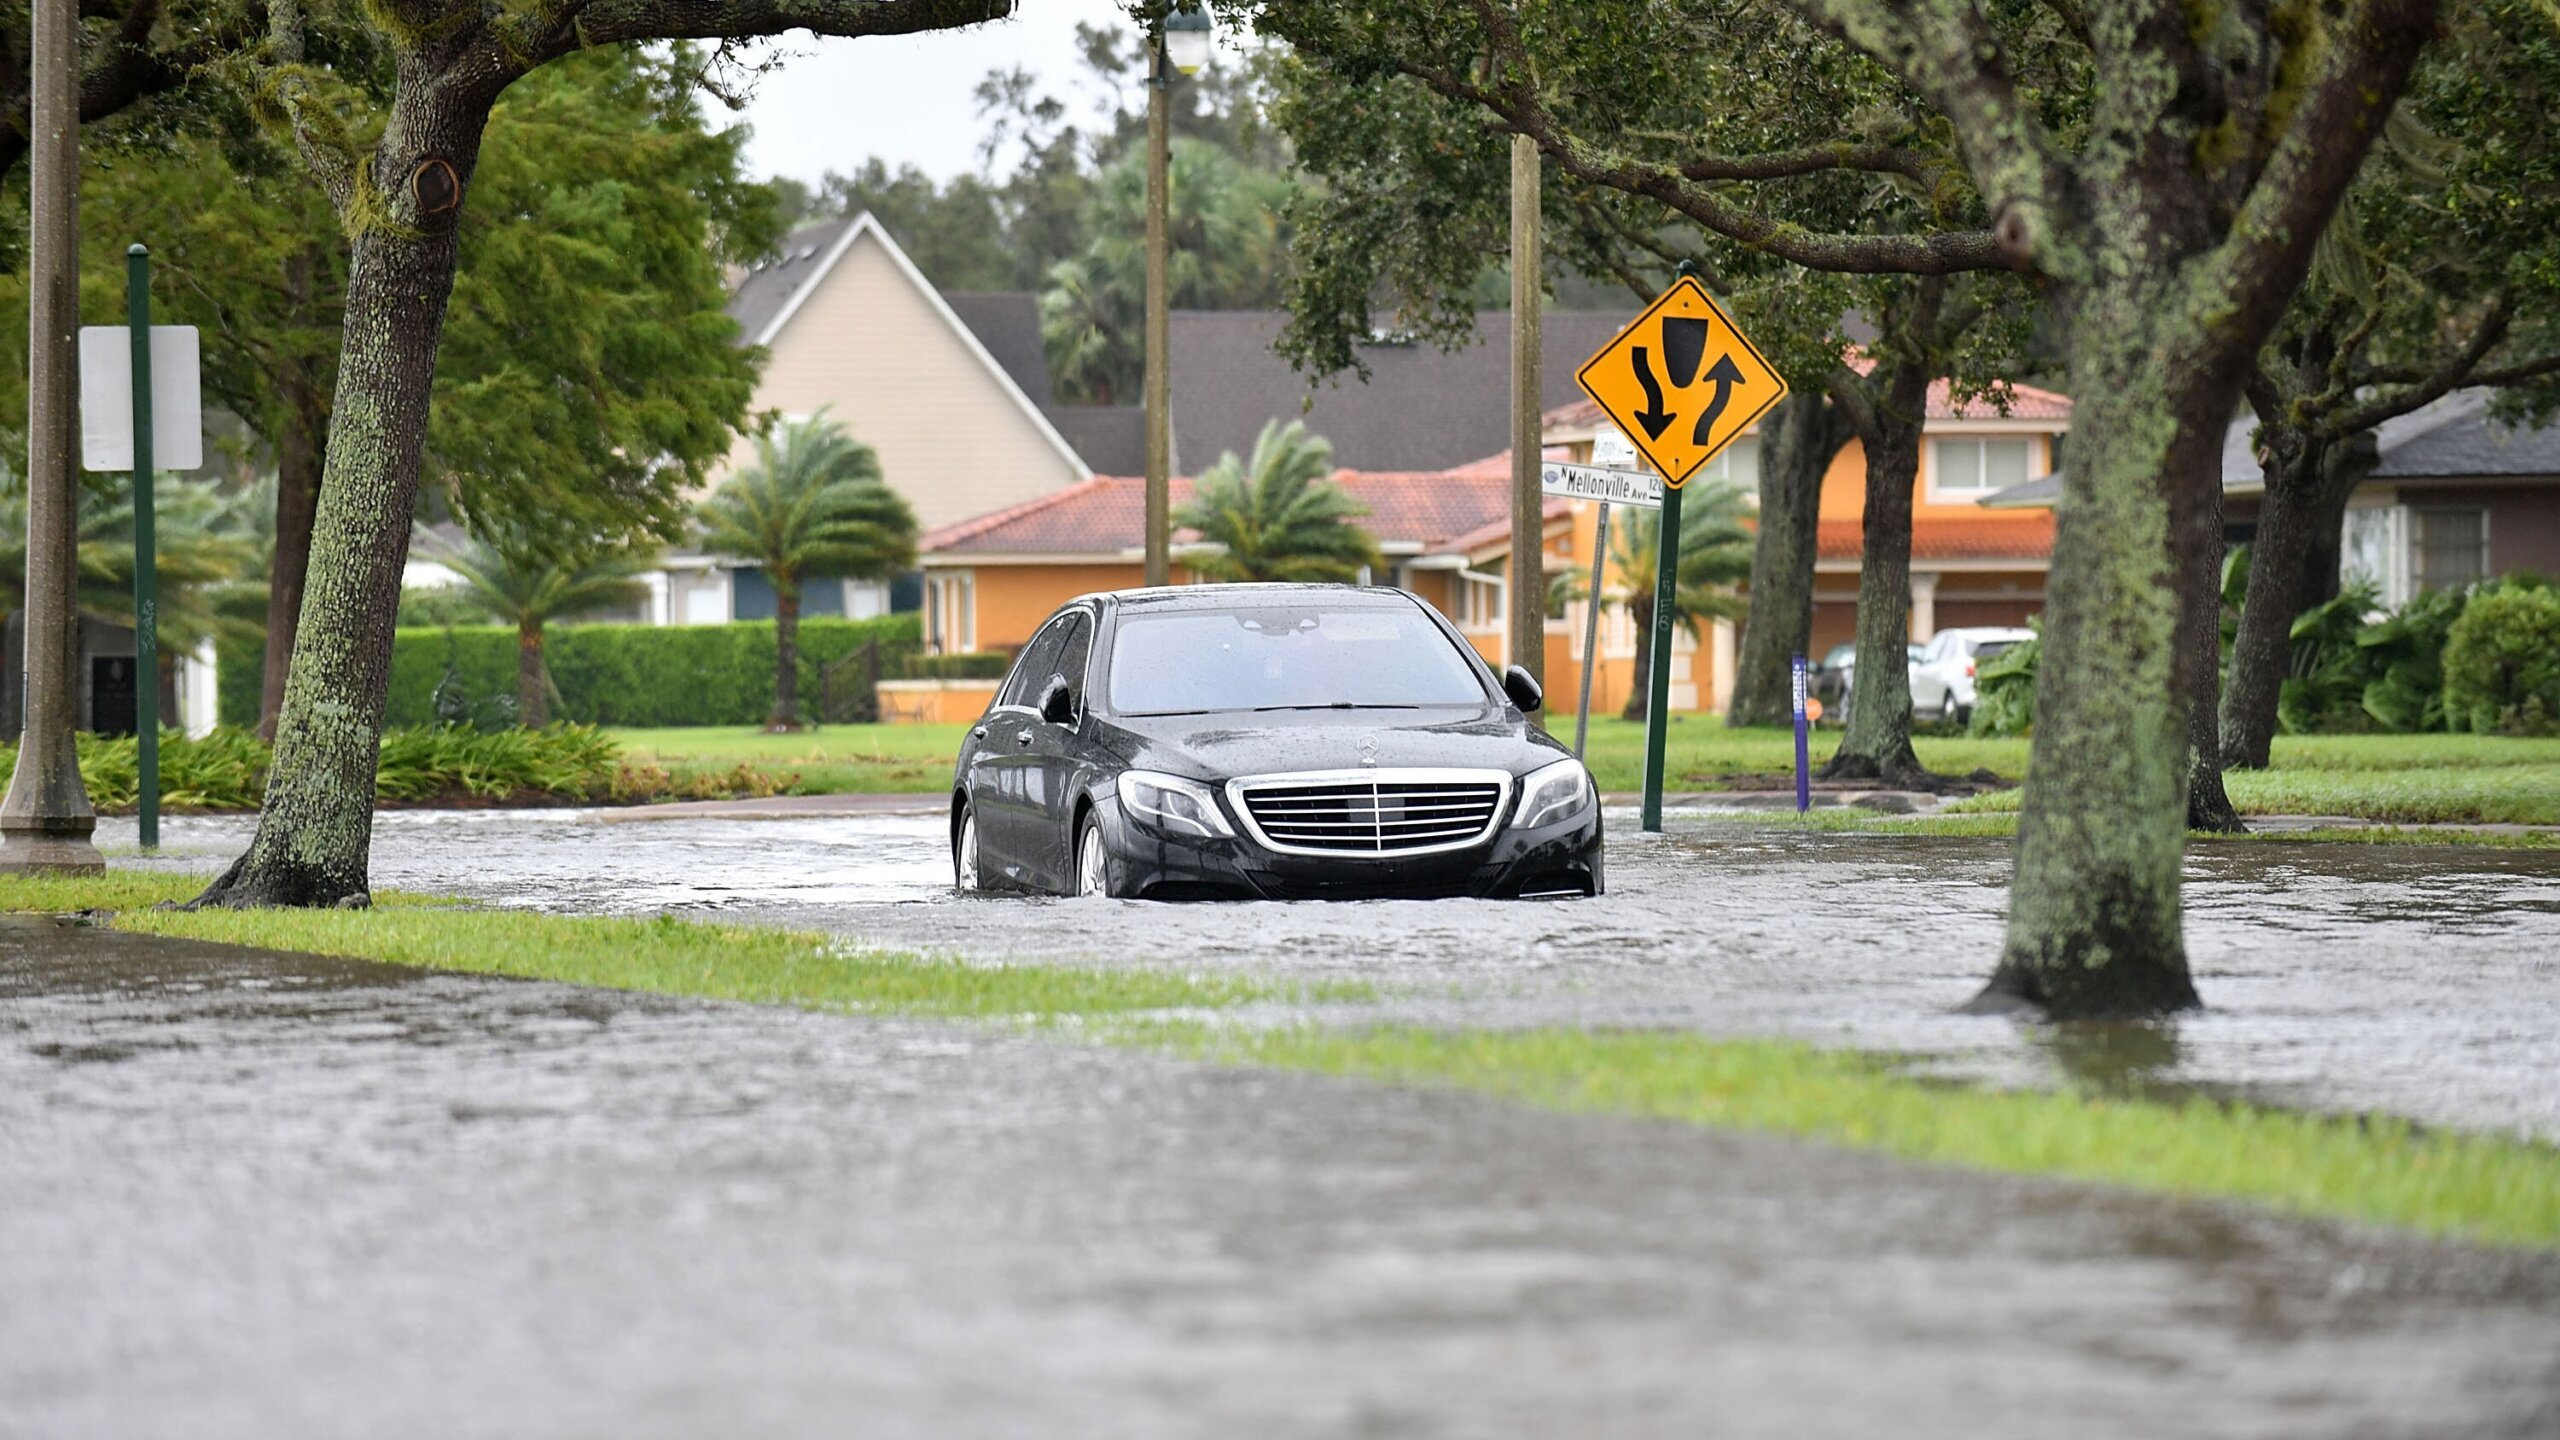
3 871 1358 1017
10 870 2555 1249
1144 1024 2560 1251
609 723 972 796
609 719 2560 825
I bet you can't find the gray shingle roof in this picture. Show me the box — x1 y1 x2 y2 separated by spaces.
1042 404 1146 476
725 216 854 343
1168 311 1636 473
1982 387 2560 510
941 292 1052 407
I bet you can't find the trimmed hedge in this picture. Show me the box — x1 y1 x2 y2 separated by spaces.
900 651 1010 680
385 616 922 728
217 628 265 730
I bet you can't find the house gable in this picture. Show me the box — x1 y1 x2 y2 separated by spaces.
739 213 1089 532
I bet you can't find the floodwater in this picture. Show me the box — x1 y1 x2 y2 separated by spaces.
110 807 2560 1142
7 919 2559 1438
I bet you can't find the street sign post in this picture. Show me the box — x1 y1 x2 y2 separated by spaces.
1542 462 1661 760
1539 461 1663 510
1574 278 1788 831
1792 654 1811 814
79 278 200 852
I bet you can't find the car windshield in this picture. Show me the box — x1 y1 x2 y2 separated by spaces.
1106 603 1488 715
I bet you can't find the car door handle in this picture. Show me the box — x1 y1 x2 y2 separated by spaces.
1015 729 1033 746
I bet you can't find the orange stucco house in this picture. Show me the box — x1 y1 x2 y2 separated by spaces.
902 381 2070 723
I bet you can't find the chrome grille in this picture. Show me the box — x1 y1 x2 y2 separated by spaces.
1229 769 1510 857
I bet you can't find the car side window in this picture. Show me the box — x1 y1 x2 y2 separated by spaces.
1055 613 1094 695
999 618 1071 709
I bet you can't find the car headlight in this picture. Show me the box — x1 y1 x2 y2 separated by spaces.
1511 757 1593 831
1116 770 1235 839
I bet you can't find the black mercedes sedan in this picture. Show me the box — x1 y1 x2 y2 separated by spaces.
950 584 1603 901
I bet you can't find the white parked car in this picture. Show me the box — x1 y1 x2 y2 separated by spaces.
1910 627 2035 724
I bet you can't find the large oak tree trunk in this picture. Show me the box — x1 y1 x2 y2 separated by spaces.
2219 448 2322 769
1822 358 1939 789
261 383 325 739
2222 434 2371 767
192 78 489 909
1976 279 2217 1017
1726 393 1848 727
2178 435 2244 832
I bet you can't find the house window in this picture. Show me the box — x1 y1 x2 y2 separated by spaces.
1930 437 2034 499
925 572 975 653
2413 508 2488 592
1694 437 1761 490
1460 574 1503 631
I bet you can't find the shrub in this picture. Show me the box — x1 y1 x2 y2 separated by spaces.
383 616 921 728
899 651 1011 680
2354 586 2468 732
2443 581 2560 736
2277 584 2384 735
1967 627 2038 737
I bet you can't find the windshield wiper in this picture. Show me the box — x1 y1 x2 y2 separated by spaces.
1247 702 1427 712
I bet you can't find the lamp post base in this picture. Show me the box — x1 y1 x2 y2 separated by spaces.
0 815 105 874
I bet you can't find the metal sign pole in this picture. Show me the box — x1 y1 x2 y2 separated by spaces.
1573 501 1610 759
1792 653 1810 814
1639 482 1683 832
126 243 158 850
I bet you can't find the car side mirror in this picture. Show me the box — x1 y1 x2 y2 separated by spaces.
1039 676 1077 726
1502 664 1543 713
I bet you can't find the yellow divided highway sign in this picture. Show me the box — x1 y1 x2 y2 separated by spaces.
1575 277 1788 487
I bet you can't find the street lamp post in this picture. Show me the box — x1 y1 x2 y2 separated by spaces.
0 0 105 875
1143 2 1212 588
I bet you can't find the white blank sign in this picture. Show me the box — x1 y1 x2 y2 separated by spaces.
79 325 203 472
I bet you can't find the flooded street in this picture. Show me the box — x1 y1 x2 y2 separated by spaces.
7 918 2559 1438
109 808 2560 1142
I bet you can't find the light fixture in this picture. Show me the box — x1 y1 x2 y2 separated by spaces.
1162 3 1214 76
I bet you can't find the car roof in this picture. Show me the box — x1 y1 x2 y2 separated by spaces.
1067 582 1426 615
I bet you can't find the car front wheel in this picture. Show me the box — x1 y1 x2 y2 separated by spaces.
954 801 982 893
1074 814 1111 898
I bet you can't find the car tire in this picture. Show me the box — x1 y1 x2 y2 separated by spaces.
1954 703 1973 727
1074 813 1112 898
954 800 982 893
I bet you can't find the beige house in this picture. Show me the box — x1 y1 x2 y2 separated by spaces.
651 212 1101 626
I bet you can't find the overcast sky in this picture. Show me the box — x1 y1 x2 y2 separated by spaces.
730 1 1144 185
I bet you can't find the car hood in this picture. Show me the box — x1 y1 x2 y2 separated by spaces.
1099 705 1566 781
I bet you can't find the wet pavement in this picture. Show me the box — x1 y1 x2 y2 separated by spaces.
7 918 2559 1438
107 808 2560 1142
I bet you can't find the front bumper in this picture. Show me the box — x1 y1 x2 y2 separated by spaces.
1094 795 1603 901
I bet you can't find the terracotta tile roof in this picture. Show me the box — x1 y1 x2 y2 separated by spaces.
1444 497 1572 556
1818 514 2057 563
921 458 1535 557
1542 377 2072 433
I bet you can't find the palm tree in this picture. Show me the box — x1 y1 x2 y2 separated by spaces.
698 412 917 729
1175 420 1378 583
1 472 262 651
424 531 656 727
1039 138 1290 404
1610 482 1755 722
